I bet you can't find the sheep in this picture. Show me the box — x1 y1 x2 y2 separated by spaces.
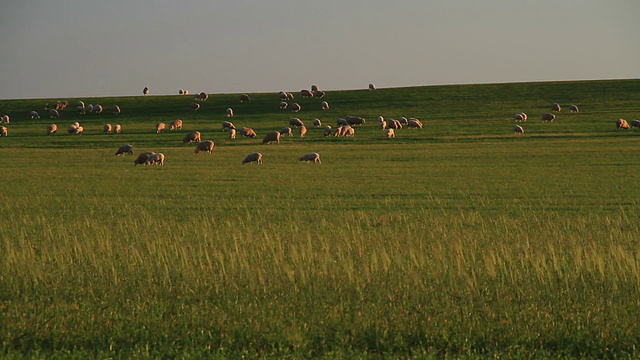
345 116 366 126
286 92 295 100
343 126 355 137
301 89 313 98
312 118 322 127
290 103 301 112
179 89 185 95
299 125 307 137
156 122 166 133
336 118 348 126
114 124 122 133
143 87 149 95
55 101 68 110
146 152 165 166
183 90 189 95
311 84 319 92
321 101 329 110
262 131 281 144
514 113 527 122
333 125 346 137
513 124 524 134
222 121 236 131
0 126 7 137
226 108 234 117
386 119 402 129
617 118 630 130
229 128 236 139
240 93 251 102
630 120 640 129
289 118 304 127
30 111 40 119
313 90 325 98
104 124 112 133
407 119 423 129
111 105 121 114
76 101 85 108
170 119 183 130
195 92 208 101
299 152 321 163
93 104 103 114
68 123 80 134
279 91 289 101
87 104 94 113
551 103 561 112
183 131 201 143
190 102 200 111
568 104 579 113
386 128 395 138
0 115 8 123
280 101 289 109
397 117 409 126
541 113 556 122
369 83 376 91
47 124 57 135
134 152 154 166
280 127 293 137
194 140 215 154
324 126 332 137
76 105 86 115
380 119 387 130
49 109 60 119
242 152 263 165
239 127 257 138
115 144 134 156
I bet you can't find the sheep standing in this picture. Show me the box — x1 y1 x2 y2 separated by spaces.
279 91 289 101
279 102 289 110
114 124 122 133
345 116 366 126
513 124 524 134
290 103 301 112
313 90 325 98
312 118 322 127
156 122 166 133
30 111 40 119
1 115 8 123
280 127 293 137
386 128 395 138
262 131 281 144
541 113 555 122
226 108 234 117
369 83 376 91
146 152 165 166
321 101 329 110
134 152 154 166
183 131 201 143
170 119 183 130
617 118 630 130
93 104 103 114
143 87 149 95
115 144 134 156
242 152 263 165
240 94 251 102
195 92 208 101
630 119 640 129
104 124 113 133
239 127 257 138
289 118 304 127
299 152 321 163
49 109 60 119
47 124 58 135
301 89 313 98
568 104 579 113
407 119 423 129
77 106 86 115
299 125 307 137
111 105 121 115
551 103 561 112
194 140 215 154
190 102 201 111
324 126 332 137
514 113 527 122
0 126 7 137
229 128 236 139
379 116 386 130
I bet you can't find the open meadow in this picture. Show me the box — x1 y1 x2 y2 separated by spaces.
1 79 640 358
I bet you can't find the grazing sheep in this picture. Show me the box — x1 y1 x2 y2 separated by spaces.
104 124 112 133
513 124 524 134
407 119 423 129
333 126 345 137
195 92 208 101
336 118 348 126
143 87 149 95
321 101 329 110
343 126 355 137
0 126 7 137
243 152 263 165
345 116 366 126
541 113 555 122
397 117 409 126
280 127 293 137
617 118 630 130
47 124 57 135
301 89 313 98
279 91 289 101
286 92 295 100
311 84 319 92
55 101 68 110
170 119 183 130
30 111 40 119
386 128 395 138
239 127 257 138
630 119 640 129
146 152 165 166
568 104 579 113
190 102 200 111
312 118 322 127
156 122 166 133
194 140 215 154
222 121 236 131
279 101 289 109
87 104 94 113
76 105 86 115
229 128 236 139
324 126 332 137
369 83 376 91
551 103 561 112
226 107 234 117
514 113 527 122
0 115 8 123
114 124 122 133
313 90 325 98
49 109 60 119
289 118 304 127
111 105 121 115
93 104 103 114
134 152 154 166
76 101 85 108
240 93 251 102
299 125 307 137
183 131 201 143
68 123 80 134
115 144 134 156
262 131 281 144
290 103 301 112
386 119 402 129
299 152 321 163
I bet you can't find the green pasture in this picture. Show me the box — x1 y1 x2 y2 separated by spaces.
1 79 640 358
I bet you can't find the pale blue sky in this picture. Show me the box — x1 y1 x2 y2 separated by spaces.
1 0 638 99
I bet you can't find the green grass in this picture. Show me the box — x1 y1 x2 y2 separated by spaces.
1 79 640 358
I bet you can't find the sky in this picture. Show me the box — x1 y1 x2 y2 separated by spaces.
1 0 638 100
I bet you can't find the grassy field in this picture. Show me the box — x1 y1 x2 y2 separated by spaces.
1 79 640 358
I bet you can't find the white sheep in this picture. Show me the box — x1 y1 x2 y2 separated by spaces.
551 103 561 112
183 131 201 143
301 89 313 98
262 131 281 144
386 128 395 138
299 152 321 163
49 109 60 119
76 101 85 108
111 105 121 115
541 113 555 122
407 119 423 129
369 83 376 91
47 124 57 135
93 104 103 114
222 121 236 131
156 122 166 133
226 108 234 117
568 104 579 113
280 127 293 137
0 126 7 137
299 125 307 137
239 127 257 138
240 94 251 102
134 152 154 166
195 92 208 101
115 144 134 156
1 115 9 123
321 101 329 110
87 104 94 113
194 140 215 154
513 124 524 134
617 118 630 130
290 103 301 112
313 90 325 98
143 87 149 95
190 102 200 111
243 152 263 165
77 106 86 115
104 124 112 133
289 118 304 127
630 119 640 129
146 152 165 166
312 118 322 127
229 128 236 139
514 113 527 122
170 119 183 130
30 111 40 119
345 116 365 126
114 124 122 133
311 84 319 92
323 126 332 137
279 91 289 101
280 101 289 109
